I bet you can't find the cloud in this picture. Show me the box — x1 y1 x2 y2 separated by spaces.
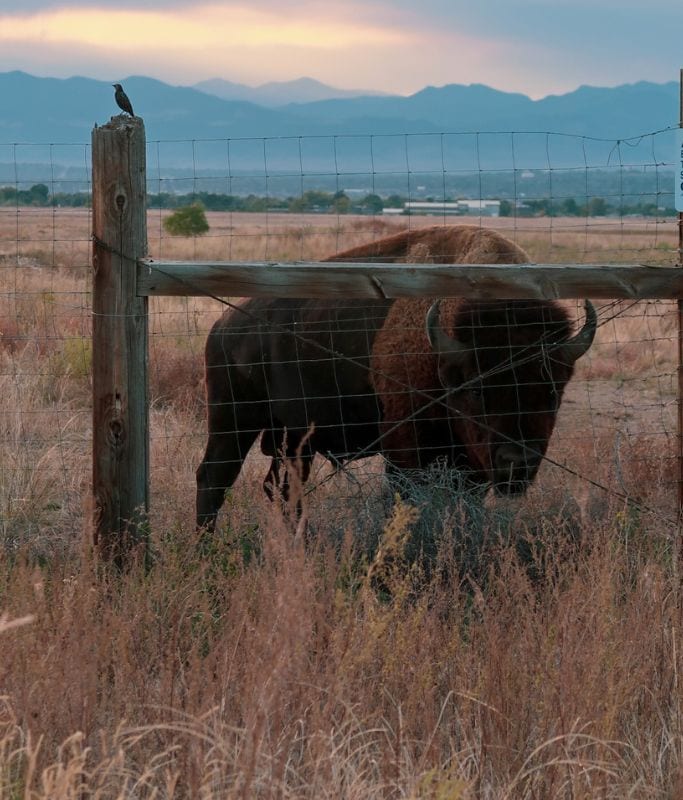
0 1 430 90
1 0 188 10
0 0 680 96
0 3 412 50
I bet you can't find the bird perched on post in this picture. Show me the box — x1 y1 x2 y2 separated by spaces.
112 83 135 117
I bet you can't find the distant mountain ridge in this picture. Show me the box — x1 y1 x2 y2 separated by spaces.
192 76 389 106
0 71 678 173
280 80 678 138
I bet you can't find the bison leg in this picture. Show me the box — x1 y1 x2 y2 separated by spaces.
196 429 259 532
262 453 313 504
261 430 314 514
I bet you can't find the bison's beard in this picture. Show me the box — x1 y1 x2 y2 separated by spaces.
493 478 530 497
490 444 543 496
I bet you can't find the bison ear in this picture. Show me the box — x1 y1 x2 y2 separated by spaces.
425 301 469 370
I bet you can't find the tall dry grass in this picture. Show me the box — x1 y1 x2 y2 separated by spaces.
0 208 682 796
1 497 682 797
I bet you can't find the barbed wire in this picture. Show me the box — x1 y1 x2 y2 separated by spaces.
147 261 676 523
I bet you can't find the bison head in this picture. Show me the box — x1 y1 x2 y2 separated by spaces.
426 299 596 495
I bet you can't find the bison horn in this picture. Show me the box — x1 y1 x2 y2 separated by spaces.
425 301 469 365
561 299 597 363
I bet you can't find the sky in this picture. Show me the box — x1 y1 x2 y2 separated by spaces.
0 0 681 99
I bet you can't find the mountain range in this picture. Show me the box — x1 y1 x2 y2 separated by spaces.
192 76 388 106
0 70 678 184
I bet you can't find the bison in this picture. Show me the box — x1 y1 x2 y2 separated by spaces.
196 225 596 532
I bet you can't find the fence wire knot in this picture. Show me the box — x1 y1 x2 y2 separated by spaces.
91 234 142 265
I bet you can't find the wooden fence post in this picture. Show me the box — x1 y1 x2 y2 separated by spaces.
678 66 683 519
91 116 149 566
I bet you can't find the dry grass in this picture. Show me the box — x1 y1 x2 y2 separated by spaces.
145 211 680 265
1 500 682 798
1 208 682 797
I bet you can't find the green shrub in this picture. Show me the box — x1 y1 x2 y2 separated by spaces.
51 337 92 379
163 203 209 237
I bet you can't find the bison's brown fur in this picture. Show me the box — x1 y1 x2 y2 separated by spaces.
327 226 552 475
323 224 529 265
196 225 594 532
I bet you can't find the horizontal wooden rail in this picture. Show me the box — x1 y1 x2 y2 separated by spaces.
138 259 683 300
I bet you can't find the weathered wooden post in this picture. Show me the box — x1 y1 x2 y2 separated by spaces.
91 115 149 565
678 67 683 518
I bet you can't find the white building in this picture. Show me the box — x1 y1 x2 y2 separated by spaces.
383 200 501 217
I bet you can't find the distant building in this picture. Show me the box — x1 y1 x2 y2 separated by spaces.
455 200 501 216
383 200 501 217
403 202 462 215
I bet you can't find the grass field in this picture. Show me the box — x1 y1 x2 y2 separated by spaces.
0 208 682 797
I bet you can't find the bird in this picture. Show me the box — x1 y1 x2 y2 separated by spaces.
112 83 135 117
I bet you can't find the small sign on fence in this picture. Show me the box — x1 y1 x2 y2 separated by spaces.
676 127 683 212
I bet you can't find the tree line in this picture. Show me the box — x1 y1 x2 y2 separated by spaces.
0 183 675 218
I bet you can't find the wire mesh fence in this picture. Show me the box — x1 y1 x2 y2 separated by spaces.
0 143 92 553
189 295 678 547
0 127 680 558
147 128 679 263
